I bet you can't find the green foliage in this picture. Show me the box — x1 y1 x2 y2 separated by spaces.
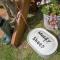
49 4 59 14
51 0 58 4
41 5 50 15
41 3 60 15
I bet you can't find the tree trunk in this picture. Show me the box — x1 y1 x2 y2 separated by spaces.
11 0 30 47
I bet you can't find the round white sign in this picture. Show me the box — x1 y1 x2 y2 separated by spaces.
27 28 58 56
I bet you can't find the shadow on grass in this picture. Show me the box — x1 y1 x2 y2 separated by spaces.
58 0 60 4
57 36 60 55
27 6 43 29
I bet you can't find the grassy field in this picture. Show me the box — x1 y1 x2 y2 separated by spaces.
0 42 60 60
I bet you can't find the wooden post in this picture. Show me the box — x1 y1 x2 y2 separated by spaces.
11 0 30 47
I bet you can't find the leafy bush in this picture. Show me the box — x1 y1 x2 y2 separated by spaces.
51 0 58 4
41 5 50 15
41 3 60 15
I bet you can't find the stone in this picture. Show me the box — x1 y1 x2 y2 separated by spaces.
27 28 58 58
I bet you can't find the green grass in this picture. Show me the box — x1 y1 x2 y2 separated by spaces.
0 44 18 60
0 41 43 60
